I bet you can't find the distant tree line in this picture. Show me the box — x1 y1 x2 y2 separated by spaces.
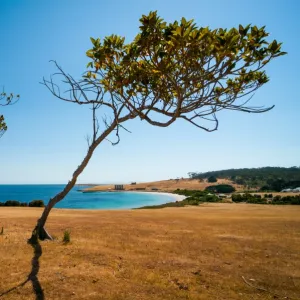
232 193 300 205
0 200 45 207
188 167 300 191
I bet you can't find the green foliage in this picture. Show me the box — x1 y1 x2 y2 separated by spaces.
205 184 235 193
139 189 221 208
231 194 244 203
138 201 186 209
207 176 217 183
232 193 300 205
0 90 20 138
0 200 44 207
29 200 45 207
83 11 286 132
63 230 71 243
190 167 300 191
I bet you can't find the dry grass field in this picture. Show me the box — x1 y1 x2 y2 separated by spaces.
0 204 300 300
83 178 244 192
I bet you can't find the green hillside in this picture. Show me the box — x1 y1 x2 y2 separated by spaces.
188 167 300 191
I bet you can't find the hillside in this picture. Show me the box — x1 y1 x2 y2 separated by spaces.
189 167 300 191
83 178 243 193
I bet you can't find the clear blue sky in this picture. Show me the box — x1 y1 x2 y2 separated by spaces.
0 0 299 184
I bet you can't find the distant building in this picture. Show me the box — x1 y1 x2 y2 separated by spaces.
114 185 124 190
281 188 300 193
131 182 137 185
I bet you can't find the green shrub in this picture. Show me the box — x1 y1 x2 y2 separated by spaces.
207 176 217 183
63 230 71 243
247 197 267 204
29 200 45 207
232 194 244 202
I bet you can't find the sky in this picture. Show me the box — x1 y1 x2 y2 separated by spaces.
0 0 299 184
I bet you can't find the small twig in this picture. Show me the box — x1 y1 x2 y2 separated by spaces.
242 276 298 299
242 276 270 293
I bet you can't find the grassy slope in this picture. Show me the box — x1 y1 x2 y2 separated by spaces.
83 178 243 192
0 204 299 299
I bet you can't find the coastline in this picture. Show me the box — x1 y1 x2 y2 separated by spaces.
124 191 187 202
78 190 187 209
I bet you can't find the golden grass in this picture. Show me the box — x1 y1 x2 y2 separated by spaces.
84 178 244 192
0 204 299 299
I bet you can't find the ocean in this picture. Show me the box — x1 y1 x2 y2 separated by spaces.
0 185 176 209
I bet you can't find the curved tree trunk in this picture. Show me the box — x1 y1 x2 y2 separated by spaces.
29 121 119 242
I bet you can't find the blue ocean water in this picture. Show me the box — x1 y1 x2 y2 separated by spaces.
0 185 175 209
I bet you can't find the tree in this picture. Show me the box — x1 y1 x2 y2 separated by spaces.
29 11 286 241
0 89 20 137
205 184 235 193
207 175 217 183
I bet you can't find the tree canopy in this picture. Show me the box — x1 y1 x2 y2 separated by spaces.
81 11 286 131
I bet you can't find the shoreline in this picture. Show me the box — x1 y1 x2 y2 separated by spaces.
79 189 187 202
0 191 187 210
126 191 187 202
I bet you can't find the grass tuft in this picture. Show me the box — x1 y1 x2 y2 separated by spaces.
63 229 71 243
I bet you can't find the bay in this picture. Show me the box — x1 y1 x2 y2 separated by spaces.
0 185 176 209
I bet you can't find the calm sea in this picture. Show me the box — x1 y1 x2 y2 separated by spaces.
0 185 175 209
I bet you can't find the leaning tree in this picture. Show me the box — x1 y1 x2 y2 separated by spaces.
0 89 19 138
30 11 286 241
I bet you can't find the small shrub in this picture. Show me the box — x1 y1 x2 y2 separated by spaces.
232 194 244 203
207 176 217 183
63 230 71 243
29 200 45 207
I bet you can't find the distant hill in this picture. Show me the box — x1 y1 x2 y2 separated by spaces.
83 178 243 193
189 167 300 191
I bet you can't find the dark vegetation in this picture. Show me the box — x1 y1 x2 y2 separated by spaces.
0 200 45 207
138 190 221 209
189 167 300 191
205 184 235 193
139 188 300 209
232 193 300 205
63 230 71 243
207 176 217 183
